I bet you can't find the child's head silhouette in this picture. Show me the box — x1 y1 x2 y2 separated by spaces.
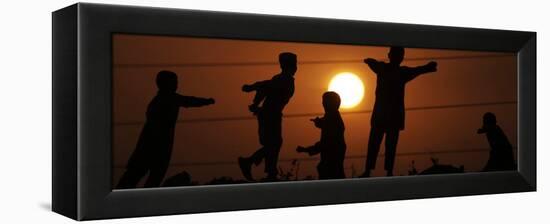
279 52 297 75
156 70 178 92
483 112 497 126
322 91 341 112
478 112 497 134
388 46 405 65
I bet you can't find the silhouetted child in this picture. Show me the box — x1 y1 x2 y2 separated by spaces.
360 46 437 177
296 92 346 180
478 112 515 171
116 71 215 189
238 52 297 181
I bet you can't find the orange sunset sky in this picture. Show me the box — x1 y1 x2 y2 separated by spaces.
112 34 517 187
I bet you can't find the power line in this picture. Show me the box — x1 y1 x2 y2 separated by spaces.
114 100 517 126
113 54 513 68
112 147 517 168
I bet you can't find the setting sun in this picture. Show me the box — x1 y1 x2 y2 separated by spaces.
328 72 365 109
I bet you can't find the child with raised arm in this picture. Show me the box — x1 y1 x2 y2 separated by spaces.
238 52 297 181
296 91 346 180
116 70 215 188
360 46 437 177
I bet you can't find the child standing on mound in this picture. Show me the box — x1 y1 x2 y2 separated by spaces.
296 91 346 180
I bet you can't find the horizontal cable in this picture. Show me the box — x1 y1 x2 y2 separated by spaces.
114 100 517 126
113 147 517 168
113 54 513 68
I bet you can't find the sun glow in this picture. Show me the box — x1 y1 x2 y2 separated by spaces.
328 72 365 109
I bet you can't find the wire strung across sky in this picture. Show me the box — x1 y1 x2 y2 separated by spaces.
114 100 517 126
113 54 514 68
112 147 517 168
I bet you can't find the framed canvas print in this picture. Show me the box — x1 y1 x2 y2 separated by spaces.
52 3 536 220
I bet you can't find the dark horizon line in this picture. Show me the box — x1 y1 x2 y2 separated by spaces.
114 100 517 126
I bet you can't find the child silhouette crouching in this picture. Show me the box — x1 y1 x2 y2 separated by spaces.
478 112 515 171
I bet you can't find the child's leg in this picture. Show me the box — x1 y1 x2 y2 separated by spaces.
116 166 149 189
317 164 327 180
249 147 266 165
365 126 385 171
250 113 268 165
264 145 281 178
317 163 345 180
238 115 268 181
144 161 170 188
384 129 400 176
262 114 283 179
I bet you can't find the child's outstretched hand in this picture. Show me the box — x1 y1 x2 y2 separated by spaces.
296 146 308 153
248 104 260 114
207 98 216 105
427 61 437 72
310 117 322 128
242 84 254 92
363 58 376 64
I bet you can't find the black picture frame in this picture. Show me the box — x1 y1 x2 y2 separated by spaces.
52 3 536 221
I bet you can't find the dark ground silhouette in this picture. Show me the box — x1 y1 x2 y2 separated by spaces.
478 112 516 171
238 52 297 181
418 158 464 175
162 171 196 187
296 91 347 180
116 71 215 189
361 46 438 177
